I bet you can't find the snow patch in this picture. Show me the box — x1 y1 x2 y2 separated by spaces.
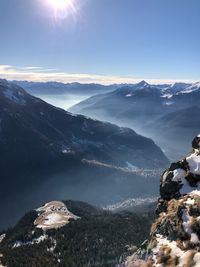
186 152 200 174
13 234 48 248
34 201 80 230
0 234 5 244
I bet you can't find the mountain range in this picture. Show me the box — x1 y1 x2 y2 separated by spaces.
69 80 200 160
0 79 168 230
13 80 118 96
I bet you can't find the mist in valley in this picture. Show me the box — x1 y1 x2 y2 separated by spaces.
34 93 91 110
1 163 161 230
68 104 196 162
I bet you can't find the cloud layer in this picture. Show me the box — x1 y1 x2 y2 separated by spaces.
0 64 194 85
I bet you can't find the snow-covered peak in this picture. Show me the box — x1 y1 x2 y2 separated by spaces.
135 80 150 89
34 201 80 230
170 82 191 89
179 81 200 94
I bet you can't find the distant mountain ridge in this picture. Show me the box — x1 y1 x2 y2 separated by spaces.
69 80 200 159
12 80 119 95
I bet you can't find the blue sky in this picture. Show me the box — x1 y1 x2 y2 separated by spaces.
0 0 200 84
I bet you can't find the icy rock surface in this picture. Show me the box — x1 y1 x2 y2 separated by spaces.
127 135 200 267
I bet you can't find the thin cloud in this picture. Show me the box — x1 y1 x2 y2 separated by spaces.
0 64 195 85
19 66 43 70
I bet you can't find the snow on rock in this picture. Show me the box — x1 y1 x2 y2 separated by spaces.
179 81 200 94
160 134 200 199
34 201 80 230
12 234 48 248
161 93 173 99
163 101 174 106
0 236 5 267
126 93 133 97
151 234 200 267
186 151 200 174
126 134 200 267
0 235 5 244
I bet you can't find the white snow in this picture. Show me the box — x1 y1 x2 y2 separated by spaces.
35 201 80 230
172 168 186 183
190 233 199 244
13 234 48 248
193 253 200 267
186 152 200 174
189 190 200 197
0 234 5 244
152 234 200 267
47 238 57 253
41 213 66 226
164 101 174 106
161 93 173 99
185 198 195 205
169 151 200 195
180 82 200 94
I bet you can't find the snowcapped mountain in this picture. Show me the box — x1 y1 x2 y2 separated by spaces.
163 82 192 94
177 81 200 94
69 80 200 160
127 134 200 267
69 80 197 120
69 80 163 122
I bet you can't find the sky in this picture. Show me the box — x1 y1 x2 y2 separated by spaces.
0 0 200 84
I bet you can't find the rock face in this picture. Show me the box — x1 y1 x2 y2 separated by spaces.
127 135 200 267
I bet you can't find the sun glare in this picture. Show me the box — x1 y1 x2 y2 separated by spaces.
48 0 74 10
46 0 76 20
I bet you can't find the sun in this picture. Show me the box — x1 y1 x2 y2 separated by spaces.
48 0 74 10
46 0 76 20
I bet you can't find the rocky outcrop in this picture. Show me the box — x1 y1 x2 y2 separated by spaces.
34 201 80 230
127 135 200 267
